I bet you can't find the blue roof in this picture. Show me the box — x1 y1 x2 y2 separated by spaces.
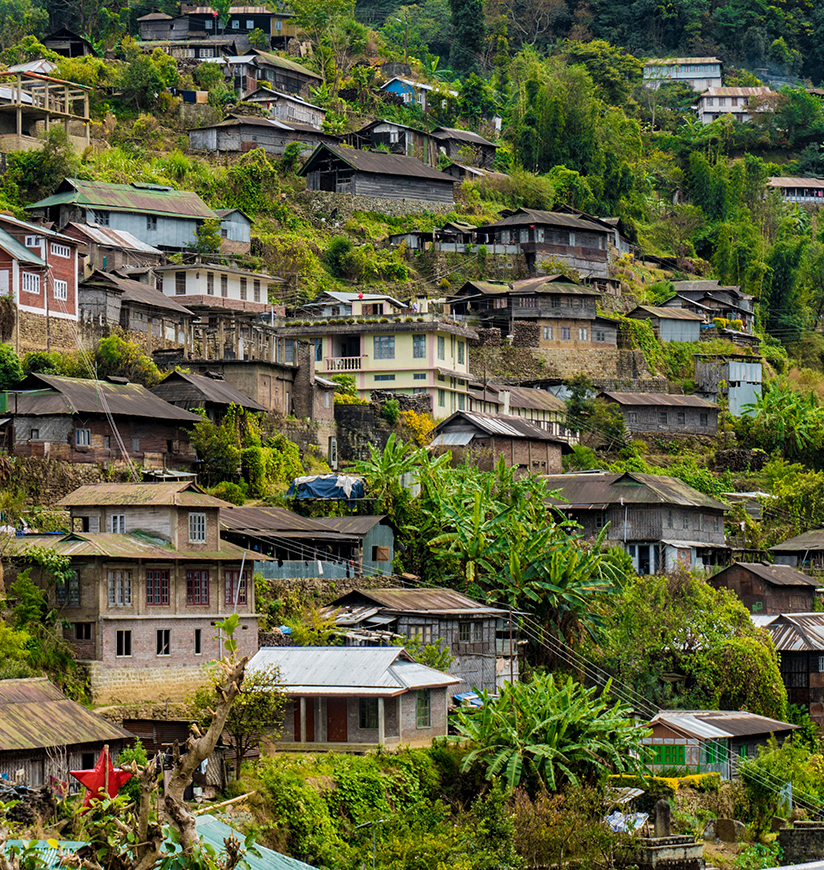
195 816 316 870
4 840 86 867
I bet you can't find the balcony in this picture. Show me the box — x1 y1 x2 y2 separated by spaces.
325 356 363 371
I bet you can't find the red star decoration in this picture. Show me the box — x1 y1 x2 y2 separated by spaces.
70 748 132 813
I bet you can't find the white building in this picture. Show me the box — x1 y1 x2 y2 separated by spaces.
767 177 824 204
643 57 723 91
696 86 775 124
155 263 282 313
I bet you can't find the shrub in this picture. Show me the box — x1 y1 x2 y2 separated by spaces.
380 399 400 425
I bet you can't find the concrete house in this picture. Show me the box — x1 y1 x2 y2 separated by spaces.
3 482 261 704
600 391 719 436
61 222 164 277
697 86 775 124
642 57 722 91
644 710 796 777
4 372 200 468
27 179 220 251
431 126 497 169
151 370 267 420
299 143 456 204
708 562 821 615
0 679 134 787
154 262 282 314
247 646 459 750
544 472 729 573
322 587 517 695
694 354 762 416
430 410 566 475
188 115 337 157
627 305 704 342
771 529 824 570
243 86 326 127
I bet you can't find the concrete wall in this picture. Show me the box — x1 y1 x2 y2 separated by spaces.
84 659 222 705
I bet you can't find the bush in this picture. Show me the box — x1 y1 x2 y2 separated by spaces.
380 399 400 425
208 481 248 505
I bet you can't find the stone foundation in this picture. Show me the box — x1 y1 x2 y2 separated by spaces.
82 660 212 705
305 190 454 219
630 837 704 870
535 346 668 388
779 823 824 865
15 310 82 355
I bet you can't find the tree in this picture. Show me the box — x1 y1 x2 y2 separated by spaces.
449 0 485 75
0 7 49 53
192 663 285 780
193 218 223 254
95 335 162 387
451 672 649 792
562 39 642 106
0 344 23 390
6 126 77 205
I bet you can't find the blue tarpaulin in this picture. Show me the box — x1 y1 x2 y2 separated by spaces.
287 474 365 500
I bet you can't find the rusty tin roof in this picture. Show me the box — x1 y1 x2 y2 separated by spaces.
327 587 507 617
629 305 705 321
713 562 820 588
765 613 824 651
299 143 455 182
57 482 224 508
602 391 716 409
151 371 267 413
220 505 353 536
771 528 824 552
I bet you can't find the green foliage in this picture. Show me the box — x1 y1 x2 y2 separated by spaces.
192 218 223 254
95 335 162 387
0 343 24 389
380 398 400 425
207 480 248 505
451 672 649 793
4 127 77 205
402 635 455 671
284 608 343 646
329 373 358 396
118 45 180 108
117 739 148 803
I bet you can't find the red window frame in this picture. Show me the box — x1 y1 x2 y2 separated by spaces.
224 570 247 606
146 570 170 606
186 569 209 605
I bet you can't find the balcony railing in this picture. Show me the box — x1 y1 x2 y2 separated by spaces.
325 356 363 371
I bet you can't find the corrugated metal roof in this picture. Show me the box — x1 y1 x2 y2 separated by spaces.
653 710 796 739
300 143 455 182
245 86 323 110
57 481 222 508
0 226 44 266
248 646 458 695
629 305 705 321
430 431 474 447
313 515 388 535
768 177 824 189
702 87 773 97
653 714 729 739
10 373 203 422
83 271 194 316
771 529 824 552
328 587 507 617
765 614 824 651
543 472 728 511
431 126 497 148
137 11 173 19
476 208 611 233
602 391 716 409
715 562 820 588
7 58 58 74
315 290 405 306
671 280 726 293
251 50 321 79
152 371 267 412
645 56 720 65
194 817 313 870
0 678 133 750
28 179 218 219
66 222 163 254
434 410 565 443
195 114 328 135
221 504 346 535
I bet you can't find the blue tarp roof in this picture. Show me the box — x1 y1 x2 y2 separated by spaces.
286 474 365 501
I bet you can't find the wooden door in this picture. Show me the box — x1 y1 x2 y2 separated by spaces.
326 698 348 743
292 699 316 742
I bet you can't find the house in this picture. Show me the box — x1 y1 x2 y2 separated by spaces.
771 529 824 570
347 119 439 165
154 262 282 313
299 143 456 205
247 646 459 749
213 208 251 254
448 276 616 348
380 76 457 113
151 370 266 420
300 290 406 319
61 222 165 277
0 678 134 787
696 86 775 124
3 481 261 704
246 49 322 97
430 410 566 475
466 384 573 440
78 270 196 354
642 57 723 91
431 126 497 169
27 178 220 251
664 280 756 332
0 70 90 153
188 115 337 158
0 214 83 354
143 38 239 60
762 613 824 727
276 304 475 418
694 354 762 416
627 306 704 342
4 372 201 468
543 472 729 573
322 587 517 695
42 28 93 57
708 562 821 614
768 177 824 204
473 209 616 280
7 58 58 76
312 516 395 574
164 5 296 47
600 391 719 436
243 86 326 127
644 710 797 777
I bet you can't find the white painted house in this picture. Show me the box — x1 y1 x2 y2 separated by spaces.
697 87 775 124
154 263 282 313
643 57 723 91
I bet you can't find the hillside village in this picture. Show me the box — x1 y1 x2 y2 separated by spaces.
3 0 824 868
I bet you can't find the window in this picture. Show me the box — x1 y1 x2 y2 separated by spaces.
410 624 432 644
359 698 379 729
543 326 553 340
683 513 689 530
700 413 708 427
667 511 674 529
232 18 239 27
458 393 465 410
22 272 40 294
156 629 170 656
54 279 68 301
455 343 464 367
25 235 40 247
175 271 186 295
200 47 214 57
221 274 228 297
146 215 157 231
374 374 395 381
653 744 685 766
253 279 261 302
132 437 140 452
94 210 109 226
373 336 395 360
627 412 637 423
416 689 431 728
372 545 390 562
116 629 132 657
240 277 247 300
595 330 606 342
76 428 91 447
413 334 426 358
147 570 169 605
312 338 322 362
677 412 686 425
438 389 445 407
274 18 282 29
551 296 561 309
658 412 668 425
246 18 253 28
75 622 92 641
413 373 426 380
187 569 209 605
459 622 471 642
51 243 71 258
224 570 247 605
207 272 214 295
56 572 79 606
285 340 294 363
437 336 445 360
195 629 202 655
594 511 607 529
560 327 571 341
30 428 39 440
110 514 125 534
578 328 588 341
188 512 207 543
108 570 132 607
473 622 483 642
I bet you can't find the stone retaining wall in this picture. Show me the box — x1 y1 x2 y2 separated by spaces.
304 190 454 219
536 346 668 388
83 660 211 705
779 823 824 864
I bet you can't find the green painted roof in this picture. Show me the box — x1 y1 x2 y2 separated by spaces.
0 226 44 266
195 817 316 870
27 178 218 219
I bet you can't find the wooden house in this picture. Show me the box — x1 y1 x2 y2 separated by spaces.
466 384 572 440
188 114 337 157
771 529 824 570
763 614 824 728
243 86 326 127
299 143 455 204
248 646 459 750
694 354 762 417
151 370 266 420
213 208 252 254
42 28 93 57
708 562 821 614
600 391 719 436
626 305 704 342
247 49 321 97
431 126 497 169
62 222 164 277
347 119 439 165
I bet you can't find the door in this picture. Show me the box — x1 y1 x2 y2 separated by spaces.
293 699 315 742
327 698 348 743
